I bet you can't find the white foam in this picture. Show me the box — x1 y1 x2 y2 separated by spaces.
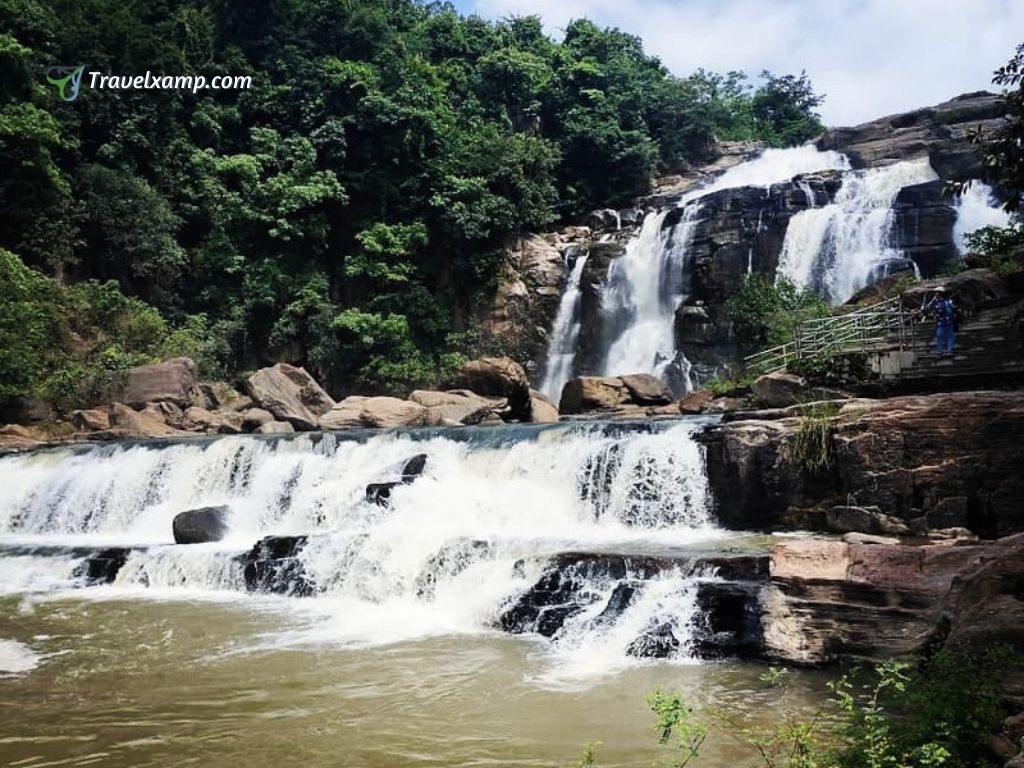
0 639 42 675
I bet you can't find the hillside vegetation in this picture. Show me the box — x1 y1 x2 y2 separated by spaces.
0 0 824 402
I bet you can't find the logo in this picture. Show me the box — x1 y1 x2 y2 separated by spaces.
45 65 86 101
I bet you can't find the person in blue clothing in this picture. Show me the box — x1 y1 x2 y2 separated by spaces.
921 286 958 357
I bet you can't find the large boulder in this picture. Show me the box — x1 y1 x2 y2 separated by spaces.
454 357 531 420
319 397 367 430
410 390 503 426
240 408 275 431
107 402 185 438
528 390 559 424
182 406 244 434
256 420 295 435
199 382 252 412
120 358 201 408
71 408 110 432
750 371 808 408
619 374 673 405
558 376 631 414
359 397 428 429
172 506 230 544
0 396 54 424
245 363 335 431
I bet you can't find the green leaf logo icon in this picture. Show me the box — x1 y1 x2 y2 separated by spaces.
45 65 86 101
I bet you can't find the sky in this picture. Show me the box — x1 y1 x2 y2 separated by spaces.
449 0 1023 127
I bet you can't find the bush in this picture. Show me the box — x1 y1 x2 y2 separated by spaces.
577 646 1016 768
727 274 831 349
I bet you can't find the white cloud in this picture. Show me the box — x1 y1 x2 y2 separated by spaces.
467 0 1023 125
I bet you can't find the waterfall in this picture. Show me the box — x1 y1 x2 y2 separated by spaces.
0 423 723 672
954 182 1011 254
539 248 589 402
588 145 849 387
599 207 701 392
777 158 939 302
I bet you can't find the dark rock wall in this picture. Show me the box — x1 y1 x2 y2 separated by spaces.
700 392 1024 536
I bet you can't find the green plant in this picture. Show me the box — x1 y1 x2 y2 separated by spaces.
727 275 831 349
780 402 839 474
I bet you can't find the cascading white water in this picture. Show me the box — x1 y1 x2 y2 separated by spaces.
592 146 850 387
0 422 722 674
954 181 1011 254
540 249 590 402
600 207 701 391
777 158 939 302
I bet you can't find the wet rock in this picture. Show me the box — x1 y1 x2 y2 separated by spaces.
592 580 642 627
678 390 714 414
695 582 765 659
415 539 491 599
359 396 428 429
119 357 201 409
366 454 428 506
172 506 229 544
626 622 680 658
675 304 716 346
454 357 531 421
245 363 335 431
239 535 313 596
73 548 130 585
826 505 911 535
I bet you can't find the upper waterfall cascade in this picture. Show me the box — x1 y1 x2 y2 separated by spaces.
540 145 1011 388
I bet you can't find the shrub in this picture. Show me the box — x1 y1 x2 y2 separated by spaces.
727 274 831 349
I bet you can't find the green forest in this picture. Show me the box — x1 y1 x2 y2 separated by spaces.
1 0 829 404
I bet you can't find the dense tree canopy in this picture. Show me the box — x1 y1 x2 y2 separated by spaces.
0 0 826 400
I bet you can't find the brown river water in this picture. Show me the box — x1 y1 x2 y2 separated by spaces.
0 594 827 768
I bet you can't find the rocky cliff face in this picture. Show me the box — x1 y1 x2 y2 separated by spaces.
479 92 1006 387
700 391 1024 537
816 91 1006 178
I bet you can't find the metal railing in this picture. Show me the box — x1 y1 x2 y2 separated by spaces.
744 296 918 374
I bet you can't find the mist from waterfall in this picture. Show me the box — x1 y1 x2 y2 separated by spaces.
540 248 589 402
777 158 939 302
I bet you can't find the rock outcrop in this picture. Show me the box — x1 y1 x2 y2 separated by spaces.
816 91 1006 179
558 374 674 415
701 391 1024 535
119 357 202 409
358 397 428 429
454 357 532 421
245 363 335 430
760 533 1024 664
